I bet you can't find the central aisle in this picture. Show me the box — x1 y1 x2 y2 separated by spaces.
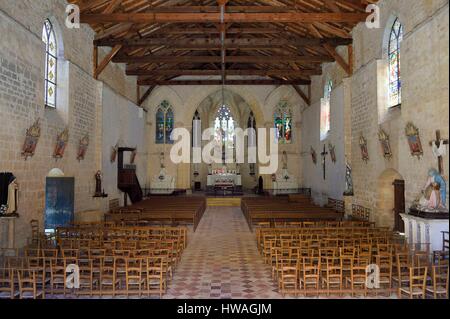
164 206 282 299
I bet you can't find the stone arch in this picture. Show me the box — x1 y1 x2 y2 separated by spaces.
47 168 64 177
146 86 183 119
376 168 404 229
382 13 403 60
183 86 265 128
44 15 65 59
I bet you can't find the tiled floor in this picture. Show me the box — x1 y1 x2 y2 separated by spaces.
164 206 283 299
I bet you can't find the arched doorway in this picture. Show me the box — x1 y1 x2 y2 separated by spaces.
376 169 405 231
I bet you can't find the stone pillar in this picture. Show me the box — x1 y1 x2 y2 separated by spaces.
0 217 17 249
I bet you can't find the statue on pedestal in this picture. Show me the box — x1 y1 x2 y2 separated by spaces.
413 168 448 212
344 157 354 196
94 170 106 197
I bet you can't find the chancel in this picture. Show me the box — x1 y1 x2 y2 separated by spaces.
0 0 448 302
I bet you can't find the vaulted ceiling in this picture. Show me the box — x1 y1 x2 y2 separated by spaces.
70 0 377 105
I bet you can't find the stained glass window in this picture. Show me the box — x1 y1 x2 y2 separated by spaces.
274 102 292 144
214 105 235 161
42 19 57 108
155 100 174 144
388 18 403 108
320 80 332 141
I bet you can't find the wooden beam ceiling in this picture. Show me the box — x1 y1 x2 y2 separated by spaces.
80 12 370 24
69 0 377 92
137 79 311 86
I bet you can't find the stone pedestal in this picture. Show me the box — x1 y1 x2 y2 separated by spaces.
0 216 17 249
400 212 449 251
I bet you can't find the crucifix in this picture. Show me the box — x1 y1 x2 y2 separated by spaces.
321 144 328 180
429 130 448 175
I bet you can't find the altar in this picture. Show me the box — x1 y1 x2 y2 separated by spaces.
150 168 175 195
207 174 242 187
272 169 299 195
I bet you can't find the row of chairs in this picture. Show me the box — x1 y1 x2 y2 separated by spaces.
0 256 169 299
259 227 448 298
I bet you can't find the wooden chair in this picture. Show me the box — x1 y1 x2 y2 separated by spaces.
280 264 298 296
100 257 120 297
125 258 146 297
300 257 320 296
426 265 448 299
399 266 428 299
0 268 17 299
374 254 393 296
49 257 72 296
77 259 97 297
146 257 166 298
26 256 48 297
17 269 44 299
346 258 369 297
322 257 342 296
393 253 411 287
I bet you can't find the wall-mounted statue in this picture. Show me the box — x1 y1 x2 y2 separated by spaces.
77 134 89 161
22 118 41 160
344 157 354 196
413 168 447 212
53 128 69 159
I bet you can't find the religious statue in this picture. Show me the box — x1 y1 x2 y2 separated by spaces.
159 152 165 169
110 142 119 163
77 134 89 161
282 151 288 170
94 170 103 197
413 169 447 211
344 157 354 196
53 128 69 159
22 118 41 160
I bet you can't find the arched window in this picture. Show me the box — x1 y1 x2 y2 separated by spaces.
155 100 174 144
214 104 235 161
320 80 332 140
42 19 57 108
274 102 292 144
388 18 403 108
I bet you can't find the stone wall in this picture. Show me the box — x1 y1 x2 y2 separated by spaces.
0 0 140 248
302 0 449 228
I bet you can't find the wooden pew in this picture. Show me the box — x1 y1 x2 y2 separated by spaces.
105 197 206 231
241 197 344 230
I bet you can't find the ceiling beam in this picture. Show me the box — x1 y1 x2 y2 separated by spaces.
137 79 311 86
94 44 122 79
95 37 352 48
80 12 370 24
144 27 284 34
323 43 352 75
127 69 322 77
113 55 334 64
138 86 155 106
292 85 311 106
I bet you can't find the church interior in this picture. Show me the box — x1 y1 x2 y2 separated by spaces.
0 0 449 301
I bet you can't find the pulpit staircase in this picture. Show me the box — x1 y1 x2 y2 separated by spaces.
117 147 143 205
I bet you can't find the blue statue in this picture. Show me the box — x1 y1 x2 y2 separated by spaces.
420 169 447 209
